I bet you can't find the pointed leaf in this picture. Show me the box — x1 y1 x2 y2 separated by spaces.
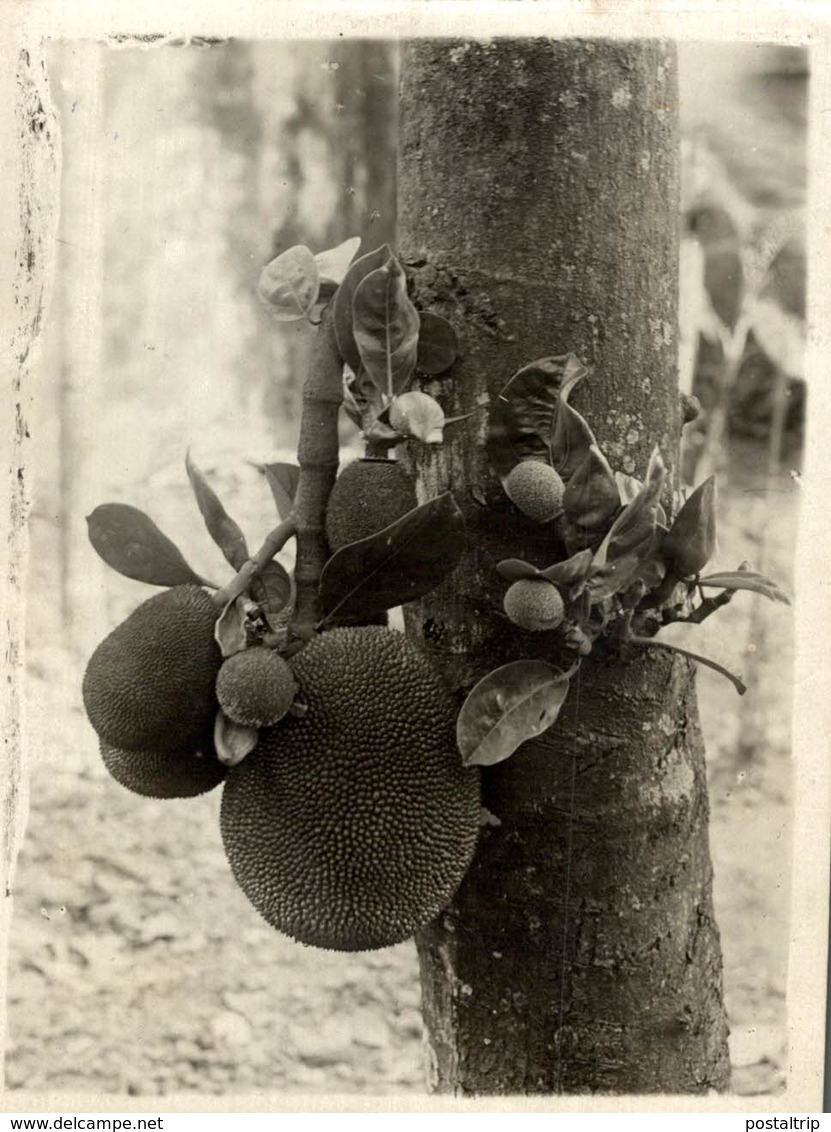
539 548 594 592
314 236 361 286
589 453 667 601
486 354 589 480
333 243 391 371
261 463 300 522
215 596 247 658
456 661 571 768
595 449 666 567
496 559 542 581
559 353 590 402
250 560 293 628
562 445 620 530
698 571 791 605
416 311 460 375
550 398 597 480
214 710 259 768
319 493 466 624
258 245 320 321
186 452 249 571
615 472 643 506
663 475 717 577
86 503 209 588
589 528 666 603
352 257 421 399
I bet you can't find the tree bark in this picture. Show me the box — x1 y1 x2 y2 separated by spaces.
398 38 730 1095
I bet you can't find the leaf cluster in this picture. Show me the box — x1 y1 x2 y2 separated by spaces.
457 355 791 769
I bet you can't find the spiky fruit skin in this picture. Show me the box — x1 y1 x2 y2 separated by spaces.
504 460 565 523
216 648 297 728
83 585 222 753
325 459 417 552
503 578 566 632
220 626 480 952
100 736 226 799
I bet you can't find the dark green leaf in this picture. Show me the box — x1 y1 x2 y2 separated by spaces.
562 445 620 529
496 559 542 581
615 472 643 506
352 257 421 399
250 560 293 628
333 243 391 371
698 570 790 605
186 451 249 571
86 503 209 588
261 463 300 522
319 493 466 624
486 354 589 481
258 245 320 321
589 450 667 601
539 548 594 593
663 475 717 577
416 311 459 375
456 660 571 768
550 399 597 480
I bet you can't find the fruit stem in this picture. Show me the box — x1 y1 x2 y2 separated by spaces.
628 634 746 695
288 305 344 643
365 437 394 458
212 517 297 608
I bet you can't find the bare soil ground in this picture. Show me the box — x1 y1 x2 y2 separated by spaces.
5 437 797 1098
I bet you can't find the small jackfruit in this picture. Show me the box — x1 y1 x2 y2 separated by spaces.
216 647 298 728
325 459 417 552
504 460 565 523
83 584 222 753
100 736 226 799
503 578 566 631
220 626 480 952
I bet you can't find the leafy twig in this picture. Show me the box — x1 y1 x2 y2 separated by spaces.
211 518 297 608
661 589 734 626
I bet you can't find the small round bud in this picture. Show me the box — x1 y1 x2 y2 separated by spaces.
504 461 565 523
216 648 298 728
503 578 566 632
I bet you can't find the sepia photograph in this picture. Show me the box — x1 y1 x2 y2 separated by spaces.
2 2 828 1113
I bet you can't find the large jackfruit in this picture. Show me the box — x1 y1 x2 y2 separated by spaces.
220 626 480 952
100 735 226 799
325 459 417 552
83 584 222 753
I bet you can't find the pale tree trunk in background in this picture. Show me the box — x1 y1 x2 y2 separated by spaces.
398 39 730 1094
55 45 108 656
193 40 397 433
1 35 58 1082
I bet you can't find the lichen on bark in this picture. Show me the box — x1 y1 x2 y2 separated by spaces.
398 37 730 1094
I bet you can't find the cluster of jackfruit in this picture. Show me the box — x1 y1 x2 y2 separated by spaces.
82 585 227 798
83 581 480 952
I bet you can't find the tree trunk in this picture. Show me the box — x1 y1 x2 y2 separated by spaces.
397 38 730 1095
